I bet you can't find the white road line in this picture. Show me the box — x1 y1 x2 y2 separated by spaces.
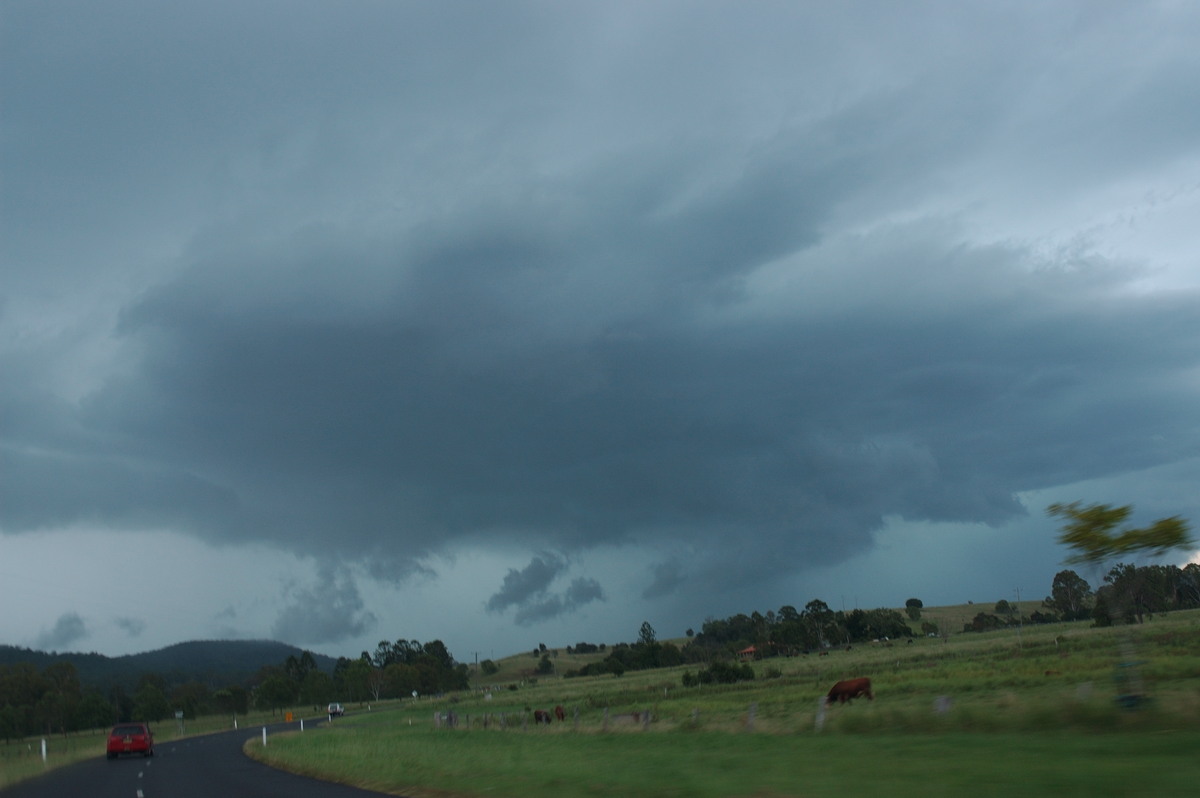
136 790 144 798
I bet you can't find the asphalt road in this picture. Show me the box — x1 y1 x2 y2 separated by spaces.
3 716 398 798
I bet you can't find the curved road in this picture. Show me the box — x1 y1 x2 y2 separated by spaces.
3 716 399 798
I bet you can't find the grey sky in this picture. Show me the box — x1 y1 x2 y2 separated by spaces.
3 1 1199 660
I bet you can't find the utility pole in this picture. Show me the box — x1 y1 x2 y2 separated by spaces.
1014 587 1023 649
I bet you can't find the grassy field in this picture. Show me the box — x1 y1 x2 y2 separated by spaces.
244 609 1200 797
248 726 1200 798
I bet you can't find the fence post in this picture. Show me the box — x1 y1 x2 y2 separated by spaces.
814 697 826 732
41 739 47 762
300 718 304 732
262 726 268 747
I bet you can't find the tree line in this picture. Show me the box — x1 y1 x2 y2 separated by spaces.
0 637 470 741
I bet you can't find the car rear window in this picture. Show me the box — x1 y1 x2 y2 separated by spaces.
112 725 146 736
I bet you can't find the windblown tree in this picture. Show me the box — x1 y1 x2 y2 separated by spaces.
1049 502 1193 624
1048 501 1195 703
1048 502 1193 570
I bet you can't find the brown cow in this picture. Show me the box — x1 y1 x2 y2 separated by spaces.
826 677 873 705
554 704 565 721
533 709 552 724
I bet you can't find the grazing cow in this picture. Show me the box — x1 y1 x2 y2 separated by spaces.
554 704 565 721
533 709 552 724
826 677 874 705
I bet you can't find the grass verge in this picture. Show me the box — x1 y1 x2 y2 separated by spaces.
247 725 1200 798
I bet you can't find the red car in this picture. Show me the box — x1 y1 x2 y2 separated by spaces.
106 723 154 759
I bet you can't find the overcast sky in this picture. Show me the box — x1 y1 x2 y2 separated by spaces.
3 1 1199 663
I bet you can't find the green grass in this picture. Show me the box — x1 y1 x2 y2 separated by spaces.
246 610 1200 797
249 725 1200 798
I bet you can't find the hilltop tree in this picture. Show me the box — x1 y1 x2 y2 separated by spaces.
1044 569 1093 621
638 621 657 645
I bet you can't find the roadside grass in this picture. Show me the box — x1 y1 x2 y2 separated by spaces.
247 610 1200 797
248 726 1200 798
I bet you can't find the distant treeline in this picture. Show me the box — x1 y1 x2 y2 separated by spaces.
560 562 1200 680
557 602 915 679
968 562 1200 633
0 638 471 740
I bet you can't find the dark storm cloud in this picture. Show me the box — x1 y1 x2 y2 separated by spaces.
486 556 606 625
34 612 87 651
643 560 686 601
3 1 1200 639
510 577 607 627
486 554 568 613
271 564 378 645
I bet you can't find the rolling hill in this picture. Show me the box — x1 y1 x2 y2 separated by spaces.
0 639 338 690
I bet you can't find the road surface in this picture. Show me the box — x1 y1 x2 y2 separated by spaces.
3 716 398 798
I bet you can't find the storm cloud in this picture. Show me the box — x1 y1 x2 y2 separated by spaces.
2 1 1199 657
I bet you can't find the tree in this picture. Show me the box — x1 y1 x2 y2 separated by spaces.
480 659 499 676
1044 569 1094 621
212 686 248 716
255 676 297 715
905 598 923 621
73 690 114 730
1048 502 1193 566
383 663 419 697
170 681 211 719
299 671 334 706
337 658 373 702
638 621 657 646
132 683 171 722
1049 502 1194 623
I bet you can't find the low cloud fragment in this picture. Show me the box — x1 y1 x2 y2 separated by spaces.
34 612 88 651
486 553 567 613
114 616 146 637
271 564 378 645
642 559 686 600
487 554 605 625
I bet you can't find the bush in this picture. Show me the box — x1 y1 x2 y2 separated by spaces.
682 660 755 687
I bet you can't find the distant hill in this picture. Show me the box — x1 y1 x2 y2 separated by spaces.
0 639 338 690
